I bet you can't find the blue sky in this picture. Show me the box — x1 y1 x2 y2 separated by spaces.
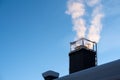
0 0 120 80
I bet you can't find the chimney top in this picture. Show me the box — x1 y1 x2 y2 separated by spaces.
70 38 97 52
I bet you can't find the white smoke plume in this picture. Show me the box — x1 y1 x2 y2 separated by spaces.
66 0 104 43
86 0 100 6
66 0 86 40
88 5 104 43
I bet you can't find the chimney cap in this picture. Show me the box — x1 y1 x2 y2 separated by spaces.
70 38 97 52
42 70 59 78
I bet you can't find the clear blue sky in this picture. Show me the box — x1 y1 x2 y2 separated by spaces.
0 0 120 80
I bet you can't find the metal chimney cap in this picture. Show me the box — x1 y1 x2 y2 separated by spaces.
42 70 59 78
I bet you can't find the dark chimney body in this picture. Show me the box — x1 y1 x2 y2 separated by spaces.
69 38 97 74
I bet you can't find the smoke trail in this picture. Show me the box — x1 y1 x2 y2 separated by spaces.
86 0 100 6
66 0 86 40
66 0 104 43
87 1 104 43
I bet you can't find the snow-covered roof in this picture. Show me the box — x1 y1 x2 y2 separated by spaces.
55 59 120 80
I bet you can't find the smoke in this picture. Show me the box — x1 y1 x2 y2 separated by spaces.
86 0 100 6
66 0 86 40
88 5 104 43
66 0 104 43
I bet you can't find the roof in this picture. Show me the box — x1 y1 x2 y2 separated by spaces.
55 59 120 80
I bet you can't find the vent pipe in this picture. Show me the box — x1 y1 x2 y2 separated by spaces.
42 70 59 80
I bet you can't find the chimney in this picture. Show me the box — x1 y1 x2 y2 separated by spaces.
69 38 97 74
42 70 59 80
